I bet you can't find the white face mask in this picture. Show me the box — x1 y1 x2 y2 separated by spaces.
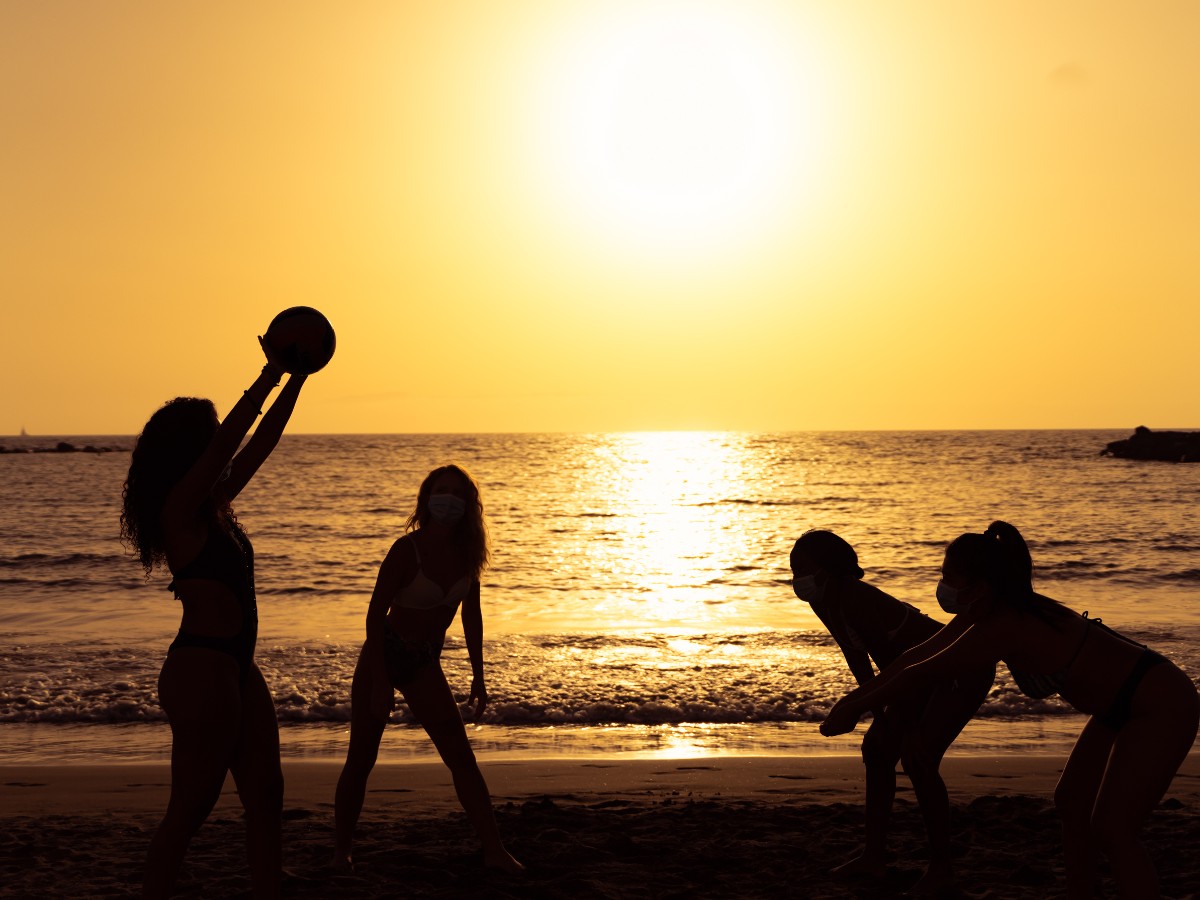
936 580 963 614
792 574 826 604
428 493 466 526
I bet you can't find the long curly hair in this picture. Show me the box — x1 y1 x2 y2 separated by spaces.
404 464 490 579
120 397 226 575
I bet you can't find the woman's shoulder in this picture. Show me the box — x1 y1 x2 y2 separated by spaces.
384 532 420 565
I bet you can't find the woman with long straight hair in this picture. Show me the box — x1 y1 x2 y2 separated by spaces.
822 522 1199 899
333 464 522 874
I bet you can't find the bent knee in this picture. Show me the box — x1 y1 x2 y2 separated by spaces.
860 727 900 768
900 744 942 781
1053 781 1094 822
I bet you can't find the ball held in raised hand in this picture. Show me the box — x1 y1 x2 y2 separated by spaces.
263 307 336 374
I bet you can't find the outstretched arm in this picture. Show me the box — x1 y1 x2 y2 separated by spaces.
462 581 488 718
821 616 993 736
810 585 881 713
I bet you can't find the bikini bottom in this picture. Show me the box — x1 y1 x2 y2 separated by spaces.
383 630 442 688
169 629 254 680
1101 649 1167 730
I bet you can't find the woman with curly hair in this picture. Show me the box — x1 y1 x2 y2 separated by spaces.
821 521 1199 899
333 464 523 874
121 341 310 898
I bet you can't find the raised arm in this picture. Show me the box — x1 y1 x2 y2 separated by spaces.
164 359 285 523
224 370 308 500
462 581 487 718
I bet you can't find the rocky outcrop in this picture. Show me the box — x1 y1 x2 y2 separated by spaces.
0 441 122 454
1101 426 1200 462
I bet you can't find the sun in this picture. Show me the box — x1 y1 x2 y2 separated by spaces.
525 3 839 260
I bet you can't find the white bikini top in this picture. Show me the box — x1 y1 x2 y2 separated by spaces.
393 541 472 612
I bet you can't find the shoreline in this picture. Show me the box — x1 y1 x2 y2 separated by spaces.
0 716 1106 766
4 755 1199 897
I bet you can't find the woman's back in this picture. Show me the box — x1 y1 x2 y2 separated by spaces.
827 579 942 669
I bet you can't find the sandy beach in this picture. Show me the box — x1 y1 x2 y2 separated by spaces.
3 753 1199 898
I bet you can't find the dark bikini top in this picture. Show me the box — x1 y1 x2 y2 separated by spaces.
1009 610 1105 700
168 520 257 615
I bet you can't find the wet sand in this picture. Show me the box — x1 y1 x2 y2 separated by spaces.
3 754 1199 897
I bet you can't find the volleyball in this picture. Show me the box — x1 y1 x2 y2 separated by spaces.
263 307 336 374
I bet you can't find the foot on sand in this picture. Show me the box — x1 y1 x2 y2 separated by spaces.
483 849 526 875
327 853 356 875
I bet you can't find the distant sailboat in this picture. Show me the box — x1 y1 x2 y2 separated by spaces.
19 425 28 437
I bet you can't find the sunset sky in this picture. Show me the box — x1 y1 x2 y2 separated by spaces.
3 1 1197 435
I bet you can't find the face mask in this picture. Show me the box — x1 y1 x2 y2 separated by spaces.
793 574 826 604
428 493 466 526
936 580 963 614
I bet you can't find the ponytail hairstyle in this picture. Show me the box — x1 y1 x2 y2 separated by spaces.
405 464 490 580
944 521 1059 620
791 529 865 580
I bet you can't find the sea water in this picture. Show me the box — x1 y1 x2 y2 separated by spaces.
2 430 1198 763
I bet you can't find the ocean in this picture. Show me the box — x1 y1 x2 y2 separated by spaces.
2 430 1198 764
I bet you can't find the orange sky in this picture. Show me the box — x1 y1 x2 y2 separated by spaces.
3 1 1197 435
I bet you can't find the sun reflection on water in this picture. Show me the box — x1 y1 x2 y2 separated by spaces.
583 431 762 629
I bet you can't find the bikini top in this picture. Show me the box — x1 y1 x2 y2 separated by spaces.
393 541 472 613
824 588 941 669
1008 610 1098 700
167 520 257 614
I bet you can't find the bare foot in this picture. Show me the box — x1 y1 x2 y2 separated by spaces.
907 860 954 896
483 848 525 875
327 852 356 875
830 852 888 879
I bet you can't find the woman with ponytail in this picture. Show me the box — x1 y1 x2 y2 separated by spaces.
791 530 993 893
821 522 1199 898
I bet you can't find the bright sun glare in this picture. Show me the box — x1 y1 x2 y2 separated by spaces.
529 4 837 259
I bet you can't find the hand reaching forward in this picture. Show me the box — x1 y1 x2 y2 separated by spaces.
819 696 863 737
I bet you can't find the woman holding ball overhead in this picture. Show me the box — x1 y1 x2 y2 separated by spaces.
121 314 331 898
333 465 523 875
821 522 1199 899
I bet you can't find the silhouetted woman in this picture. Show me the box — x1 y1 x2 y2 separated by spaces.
821 521 1199 899
333 464 522 874
792 530 993 892
121 343 308 898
